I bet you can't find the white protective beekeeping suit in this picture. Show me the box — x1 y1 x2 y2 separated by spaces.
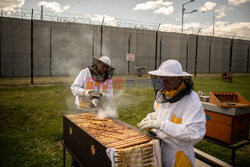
138 60 206 167
71 56 113 110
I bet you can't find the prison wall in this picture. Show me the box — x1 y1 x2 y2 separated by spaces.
0 17 249 77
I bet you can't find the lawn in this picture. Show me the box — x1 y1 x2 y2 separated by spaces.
0 75 250 167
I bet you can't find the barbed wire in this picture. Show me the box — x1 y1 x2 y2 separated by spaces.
1 8 249 40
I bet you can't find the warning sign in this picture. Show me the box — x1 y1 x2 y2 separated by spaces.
126 53 135 62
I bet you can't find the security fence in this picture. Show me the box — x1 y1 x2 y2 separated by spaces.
0 9 250 80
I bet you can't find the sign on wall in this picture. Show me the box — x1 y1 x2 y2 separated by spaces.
126 53 135 62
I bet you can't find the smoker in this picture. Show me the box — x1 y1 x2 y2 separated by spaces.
63 113 161 167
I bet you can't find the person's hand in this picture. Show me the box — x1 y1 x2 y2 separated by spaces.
137 119 162 130
100 92 106 98
142 112 156 122
85 89 93 98
77 88 85 96
91 98 100 107
140 116 151 123
149 128 157 136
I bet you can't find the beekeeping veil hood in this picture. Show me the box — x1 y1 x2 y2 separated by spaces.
94 56 111 66
148 59 192 77
149 60 193 102
89 56 114 82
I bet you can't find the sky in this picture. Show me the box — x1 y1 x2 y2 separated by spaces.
0 0 250 39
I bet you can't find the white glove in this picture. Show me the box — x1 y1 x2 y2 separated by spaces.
146 112 156 120
85 89 93 98
100 92 105 98
91 98 100 107
137 119 162 130
77 88 85 96
149 128 157 136
140 112 156 123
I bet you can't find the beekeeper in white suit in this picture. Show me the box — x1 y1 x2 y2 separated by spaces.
71 56 113 113
138 59 206 167
70 56 113 167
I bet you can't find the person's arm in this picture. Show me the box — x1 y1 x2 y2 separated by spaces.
71 69 87 97
159 99 206 147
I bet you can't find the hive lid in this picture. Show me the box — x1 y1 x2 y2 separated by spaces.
209 91 250 108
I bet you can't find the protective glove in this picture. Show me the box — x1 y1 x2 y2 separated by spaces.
150 128 157 134
143 112 156 121
85 89 93 98
77 88 85 96
137 119 162 130
149 128 157 136
100 92 106 98
91 98 100 107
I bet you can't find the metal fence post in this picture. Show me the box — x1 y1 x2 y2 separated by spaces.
229 33 236 72
155 24 161 70
194 35 198 77
31 9 34 84
229 39 233 72
208 39 212 73
159 35 163 65
41 5 43 20
100 17 104 57
186 36 191 72
49 26 52 76
194 29 201 77
128 33 131 74
92 29 95 59
155 31 158 70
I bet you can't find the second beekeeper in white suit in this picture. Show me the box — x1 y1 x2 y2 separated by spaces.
138 59 206 167
71 56 113 113
70 56 113 167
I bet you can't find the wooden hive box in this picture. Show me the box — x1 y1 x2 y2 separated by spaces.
63 113 160 167
202 102 250 144
209 91 250 108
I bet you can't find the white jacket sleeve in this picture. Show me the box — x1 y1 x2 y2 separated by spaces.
159 98 206 147
71 69 87 97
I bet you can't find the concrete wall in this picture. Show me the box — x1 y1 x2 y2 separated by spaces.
135 29 155 72
0 17 249 77
1 18 31 76
232 39 249 73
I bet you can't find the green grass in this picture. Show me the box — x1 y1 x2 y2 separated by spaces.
0 86 75 167
0 75 250 166
193 76 250 99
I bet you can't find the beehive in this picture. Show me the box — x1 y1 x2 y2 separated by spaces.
209 92 250 108
63 113 160 167
202 101 250 144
